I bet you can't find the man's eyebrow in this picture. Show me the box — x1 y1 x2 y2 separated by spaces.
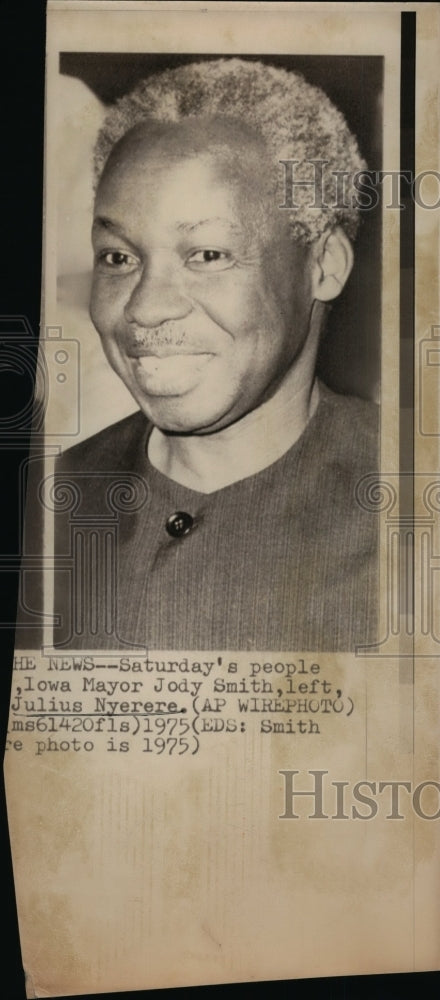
176 217 241 234
92 215 244 240
92 216 139 251
92 216 125 234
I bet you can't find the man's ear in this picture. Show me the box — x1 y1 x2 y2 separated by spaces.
311 226 354 303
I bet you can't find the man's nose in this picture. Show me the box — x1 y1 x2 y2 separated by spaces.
124 263 191 327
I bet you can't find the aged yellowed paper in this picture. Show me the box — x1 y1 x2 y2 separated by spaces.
4 2 440 996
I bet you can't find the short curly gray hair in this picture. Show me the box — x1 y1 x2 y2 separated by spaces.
94 58 367 245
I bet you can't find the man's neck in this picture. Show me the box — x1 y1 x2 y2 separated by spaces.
148 366 320 495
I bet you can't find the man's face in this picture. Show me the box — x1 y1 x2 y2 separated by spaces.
90 119 315 433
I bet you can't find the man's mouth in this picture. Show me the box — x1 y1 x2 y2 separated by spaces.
129 351 215 396
128 346 211 359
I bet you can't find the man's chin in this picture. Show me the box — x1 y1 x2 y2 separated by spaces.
135 393 237 436
122 365 236 433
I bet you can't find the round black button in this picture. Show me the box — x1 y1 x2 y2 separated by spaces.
165 511 194 538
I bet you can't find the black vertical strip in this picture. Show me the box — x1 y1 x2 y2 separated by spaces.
400 12 416 644
1 2 46 998
400 14 416 966
400 13 416 493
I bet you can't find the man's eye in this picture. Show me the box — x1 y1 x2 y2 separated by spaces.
97 251 138 269
186 249 233 270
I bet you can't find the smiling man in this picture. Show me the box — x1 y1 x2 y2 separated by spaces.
55 58 379 651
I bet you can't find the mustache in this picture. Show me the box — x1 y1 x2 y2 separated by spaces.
122 321 213 356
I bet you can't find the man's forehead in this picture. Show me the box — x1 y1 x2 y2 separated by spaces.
96 149 249 210
112 115 267 159
93 116 291 249
97 115 274 202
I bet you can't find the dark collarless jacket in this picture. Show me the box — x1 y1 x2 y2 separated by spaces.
51 383 379 652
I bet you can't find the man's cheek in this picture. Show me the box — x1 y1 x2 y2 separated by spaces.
197 284 263 338
90 282 124 328
90 288 110 335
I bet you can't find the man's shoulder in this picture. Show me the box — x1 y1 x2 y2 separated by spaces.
56 410 149 472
